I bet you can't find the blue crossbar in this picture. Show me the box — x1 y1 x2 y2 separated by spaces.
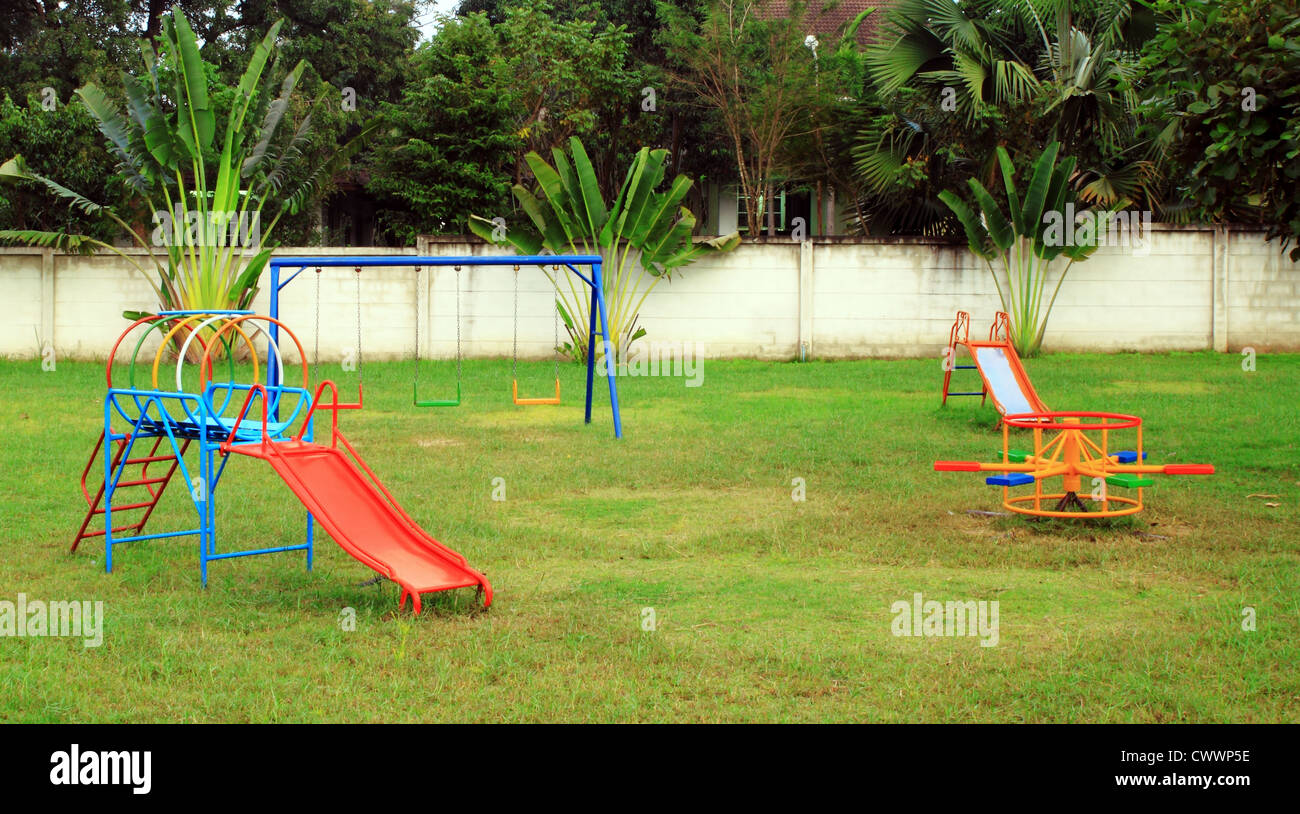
206 543 312 561
1114 450 1147 463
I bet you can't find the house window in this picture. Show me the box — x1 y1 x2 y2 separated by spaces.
737 189 786 233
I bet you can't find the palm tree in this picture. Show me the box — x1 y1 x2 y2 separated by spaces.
470 137 739 359
854 0 1158 233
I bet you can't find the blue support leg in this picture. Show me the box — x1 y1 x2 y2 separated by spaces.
304 413 314 572
103 396 113 574
268 264 287 423
584 286 598 426
199 433 209 587
203 435 216 580
591 263 622 439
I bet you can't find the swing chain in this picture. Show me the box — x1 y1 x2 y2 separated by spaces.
415 265 462 403
552 267 560 382
512 265 519 380
313 267 322 382
454 264 462 385
413 266 421 389
355 267 362 384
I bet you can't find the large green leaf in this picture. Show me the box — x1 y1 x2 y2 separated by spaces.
0 156 106 215
229 249 273 303
633 176 694 250
610 148 668 246
0 229 100 254
468 215 544 255
967 178 1013 251
568 137 608 239
525 152 583 243
640 208 698 274
119 71 177 174
127 55 182 168
242 60 305 179
1019 141 1061 239
75 83 154 195
168 9 216 157
996 147 1021 226
511 184 571 251
1036 155 1077 252
937 189 993 259
595 147 644 244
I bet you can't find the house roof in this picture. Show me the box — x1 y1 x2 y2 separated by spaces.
754 1 895 47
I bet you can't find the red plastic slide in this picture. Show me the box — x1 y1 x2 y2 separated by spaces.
241 440 492 614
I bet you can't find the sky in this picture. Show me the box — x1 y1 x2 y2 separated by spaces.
415 0 460 40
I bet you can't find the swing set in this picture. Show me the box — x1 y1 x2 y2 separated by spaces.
267 255 623 438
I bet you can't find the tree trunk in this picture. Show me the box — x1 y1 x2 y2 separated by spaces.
759 180 769 234
144 0 167 39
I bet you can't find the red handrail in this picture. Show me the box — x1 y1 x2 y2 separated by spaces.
293 380 364 447
221 384 272 452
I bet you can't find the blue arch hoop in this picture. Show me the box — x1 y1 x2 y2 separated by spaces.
267 255 623 439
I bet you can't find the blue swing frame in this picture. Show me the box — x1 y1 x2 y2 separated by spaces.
266 255 623 438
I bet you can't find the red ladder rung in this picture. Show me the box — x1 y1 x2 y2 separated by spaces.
123 453 182 465
91 500 156 514
76 523 147 539
115 476 171 488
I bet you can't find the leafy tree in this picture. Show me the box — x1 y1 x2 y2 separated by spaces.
486 1 641 194
454 0 735 209
0 94 128 242
369 1 644 240
193 0 425 105
658 0 834 236
0 1 404 247
0 0 143 102
774 7 878 235
1141 0 1300 259
367 12 522 242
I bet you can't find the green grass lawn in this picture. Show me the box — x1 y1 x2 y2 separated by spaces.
1 351 1297 722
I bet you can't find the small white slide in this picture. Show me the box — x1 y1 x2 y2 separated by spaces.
973 345 1043 417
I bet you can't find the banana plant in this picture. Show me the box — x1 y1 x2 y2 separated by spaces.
0 6 375 354
469 137 740 361
938 142 1101 357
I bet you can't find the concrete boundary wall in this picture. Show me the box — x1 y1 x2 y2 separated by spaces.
1 224 1295 362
